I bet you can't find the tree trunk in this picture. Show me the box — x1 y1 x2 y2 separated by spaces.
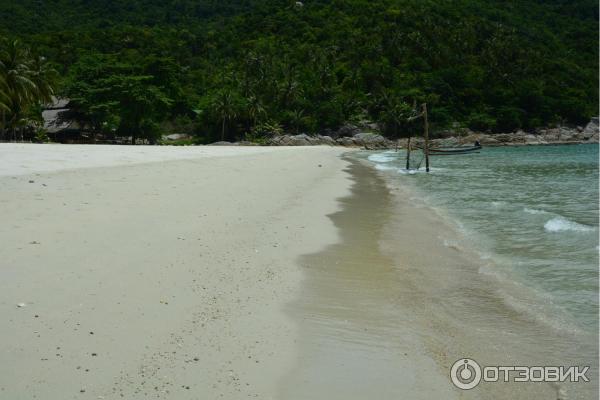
221 118 226 141
131 134 136 145
1 110 5 141
405 135 411 170
423 103 430 173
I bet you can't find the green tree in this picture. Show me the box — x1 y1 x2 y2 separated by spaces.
0 38 56 141
211 90 243 141
65 54 173 143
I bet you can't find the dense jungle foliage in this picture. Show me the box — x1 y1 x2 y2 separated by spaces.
0 0 598 142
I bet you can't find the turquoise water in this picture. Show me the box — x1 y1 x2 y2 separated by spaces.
366 144 599 334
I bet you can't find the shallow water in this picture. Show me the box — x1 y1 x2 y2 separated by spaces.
359 144 598 398
365 144 599 335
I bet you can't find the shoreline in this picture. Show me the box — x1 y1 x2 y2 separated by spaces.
280 158 457 399
362 151 598 399
0 145 352 399
282 153 597 399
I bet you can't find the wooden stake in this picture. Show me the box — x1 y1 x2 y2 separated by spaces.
406 135 411 170
423 103 430 173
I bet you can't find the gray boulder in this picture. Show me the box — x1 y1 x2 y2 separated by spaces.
460 133 499 146
267 135 287 146
163 133 192 141
209 141 237 146
542 128 561 142
352 132 393 149
335 123 361 138
267 134 313 146
582 118 599 140
287 134 312 146
307 135 336 146
433 137 460 147
523 134 547 145
336 137 356 146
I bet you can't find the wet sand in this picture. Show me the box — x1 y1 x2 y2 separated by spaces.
280 159 456 399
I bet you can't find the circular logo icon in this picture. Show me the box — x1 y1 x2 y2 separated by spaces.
450 358 482 390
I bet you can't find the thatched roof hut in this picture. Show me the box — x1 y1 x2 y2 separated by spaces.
42 97 78 134
42 97 89 142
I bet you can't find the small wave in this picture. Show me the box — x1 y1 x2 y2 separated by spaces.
478 263 584 336
544 217 594 233
500 293 583 336
374 164 397 171
398 168 445 175
523 207 549 215
442 239 462 252
368 152 396 163
490 201 506 208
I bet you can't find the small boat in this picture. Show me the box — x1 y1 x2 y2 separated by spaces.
428 145 482 155
415 144 482 155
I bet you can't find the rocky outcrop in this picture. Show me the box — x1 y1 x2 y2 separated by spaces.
265 132 394 149
432 121 599 148
267 134 337 146
212 118 599 149
349 132 394 149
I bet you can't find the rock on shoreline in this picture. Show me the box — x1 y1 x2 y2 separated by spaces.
205 118 599 149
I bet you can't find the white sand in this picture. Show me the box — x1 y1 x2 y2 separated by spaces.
0 144 351 399
0 143 293 176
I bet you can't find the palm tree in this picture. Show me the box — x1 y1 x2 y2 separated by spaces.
289 109 305 134
0 70 10 140
214 91 237 141
29 55 57 105
1 40 36 140
0 39 56 141
246 94 266 128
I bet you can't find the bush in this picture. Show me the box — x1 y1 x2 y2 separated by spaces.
467 112 496 131
33 129 50 143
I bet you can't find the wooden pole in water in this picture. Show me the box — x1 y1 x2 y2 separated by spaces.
406 135 411 170
423 103 430 172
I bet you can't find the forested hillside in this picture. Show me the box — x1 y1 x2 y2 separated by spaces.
1 0 597 142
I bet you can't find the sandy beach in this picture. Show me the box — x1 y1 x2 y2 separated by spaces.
0 144 352 399
1 144 596 400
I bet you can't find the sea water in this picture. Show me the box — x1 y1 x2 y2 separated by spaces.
366 144 599 336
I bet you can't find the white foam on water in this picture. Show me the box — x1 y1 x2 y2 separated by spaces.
367 152 396 163
374 164 397 171
490 201 506 208
523 207 549 215
397 168 443 175
442 238 462 252
543 217 595 233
